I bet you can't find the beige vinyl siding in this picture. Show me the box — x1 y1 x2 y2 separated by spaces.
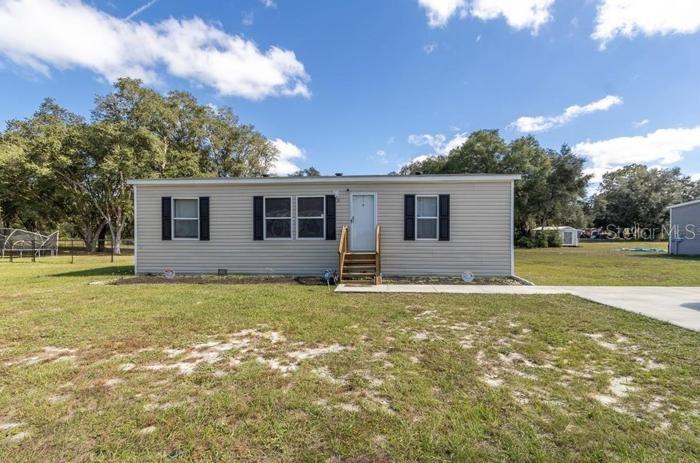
669 202 700 255
134 180 513 276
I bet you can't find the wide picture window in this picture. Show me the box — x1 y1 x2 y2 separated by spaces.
416 195 438 239
297 196 325 239
265 197 292 239
173 198 199 239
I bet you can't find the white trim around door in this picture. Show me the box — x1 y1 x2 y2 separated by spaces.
349 192 377 252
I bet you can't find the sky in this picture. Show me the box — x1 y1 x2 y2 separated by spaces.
0 0 699 184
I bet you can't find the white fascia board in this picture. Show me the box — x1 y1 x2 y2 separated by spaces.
127 174 522 187
668 198 700 210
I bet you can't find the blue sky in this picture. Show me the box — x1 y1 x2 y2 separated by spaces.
0 0 699 182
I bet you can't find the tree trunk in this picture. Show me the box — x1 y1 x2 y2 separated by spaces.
109 215 124 256
114 225 122 255
97 226 107 252
80 228 97 252
79 221 106 252
83 232 96 252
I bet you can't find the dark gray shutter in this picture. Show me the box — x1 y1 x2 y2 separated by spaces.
439 194 450 241
325 195 336 240
404 194 415 241
199 197 210 241
162 197 172 240
253 196 264 240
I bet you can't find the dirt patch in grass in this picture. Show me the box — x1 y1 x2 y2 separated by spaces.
3 346 77 366
109 328 351 378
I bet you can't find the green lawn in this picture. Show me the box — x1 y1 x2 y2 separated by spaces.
0 257 699 462
516 241 700 286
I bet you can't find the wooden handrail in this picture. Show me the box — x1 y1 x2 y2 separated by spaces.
375 225 381 278
338 225 349 281
338 225 348 254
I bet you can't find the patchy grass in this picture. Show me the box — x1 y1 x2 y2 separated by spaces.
0 256 699 461
516 241 700 286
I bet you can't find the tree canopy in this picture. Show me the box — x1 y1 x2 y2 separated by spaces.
590 164 700 232
3 85 699 252
401 130 591 234
0 78 278 252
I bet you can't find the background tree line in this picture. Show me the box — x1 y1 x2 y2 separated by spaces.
401 130 700 243
0 78 294 253
2 80 699 252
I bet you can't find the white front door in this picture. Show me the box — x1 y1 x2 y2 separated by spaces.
350 193 376 251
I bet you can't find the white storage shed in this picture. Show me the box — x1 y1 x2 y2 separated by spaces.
537 226 579 247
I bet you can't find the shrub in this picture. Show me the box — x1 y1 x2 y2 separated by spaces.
516 230 564 248
516 235 536 248
534 232 549 248
545 230 563 247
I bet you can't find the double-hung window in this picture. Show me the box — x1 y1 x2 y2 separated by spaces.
173 198 199 239
416 195 439 240
297 196 325 239
264 197 292 239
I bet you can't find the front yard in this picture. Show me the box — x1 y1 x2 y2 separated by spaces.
516 240 700 286
1 257 698 461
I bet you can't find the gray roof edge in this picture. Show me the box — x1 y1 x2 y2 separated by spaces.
128 174 522 186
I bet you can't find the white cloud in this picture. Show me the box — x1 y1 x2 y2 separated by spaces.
372 149 389 165
593 0 700 49
270 138 305 176
418 0 554 32
511 95 622 133
418 0 467 27
261 0 276 8
691 173 700 181
573 126 700 181
633 118 649 128
408 132 468 155
403 154 431 167
423 42 438 54
0 0 310 100
403 132 469 168
470 0 555 33
241 10 254 26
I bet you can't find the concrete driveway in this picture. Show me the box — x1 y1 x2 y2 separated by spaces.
336 284 700 332
558 286 700 332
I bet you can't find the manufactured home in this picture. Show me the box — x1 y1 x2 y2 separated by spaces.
669 199 700 255
128 174 520 280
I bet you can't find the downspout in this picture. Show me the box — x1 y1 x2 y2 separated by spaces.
510 180 515 276
133 185 138 275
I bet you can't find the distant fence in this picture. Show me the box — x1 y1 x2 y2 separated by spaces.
0 237 134 263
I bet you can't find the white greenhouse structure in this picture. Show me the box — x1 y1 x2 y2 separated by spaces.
0 228 59 258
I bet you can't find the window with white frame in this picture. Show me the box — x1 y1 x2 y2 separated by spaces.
416 195 438 240
297 196 325 239
264 197 292 239
173 198 199 239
